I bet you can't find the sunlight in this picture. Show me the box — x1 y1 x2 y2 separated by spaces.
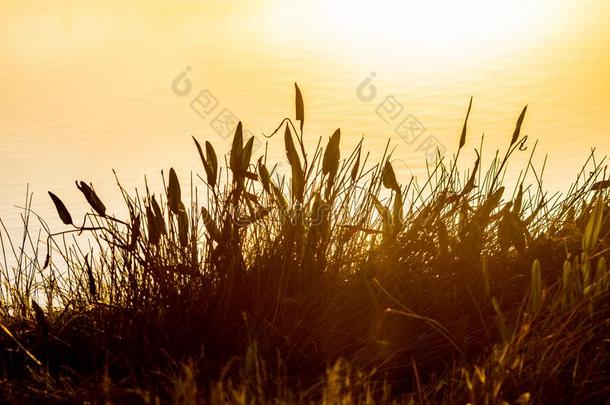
264 0 566 59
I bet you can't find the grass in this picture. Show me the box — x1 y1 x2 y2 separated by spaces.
0 85 609 403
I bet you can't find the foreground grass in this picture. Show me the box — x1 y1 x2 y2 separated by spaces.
0 87 609 403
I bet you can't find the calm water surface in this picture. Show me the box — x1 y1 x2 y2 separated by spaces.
1 0 610 236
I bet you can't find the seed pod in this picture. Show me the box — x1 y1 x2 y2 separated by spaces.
323 129 341 178
511 105 528 146
242 137 255 172
230 122 244 175
167 168 182 215
285 125 304 202
459 96 473 150
591 179 610 191
295 83 304 132
129 214 141 251
382 161 400 192
205 141 218 187
48 191 73 225
177 206 189 247
151 195 166 235
76 181 106 216
146 204 160 245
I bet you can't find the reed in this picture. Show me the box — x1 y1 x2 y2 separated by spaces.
0 85 608 403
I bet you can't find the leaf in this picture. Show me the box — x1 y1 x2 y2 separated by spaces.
48 191 73 225
498 211 512 251
370 194 392 235
382 161 400 191
242 137 254 172
270 182 288 212
323 129 341 178
146 204 161 245
201 207 221 242
151 195 166 235
291 163 305 203
513 184 523 216
582 196 605 253
193 135 206 169
258 159 271 193
205 141 218 188
230 122 244 175
76 181 106 216
591 180 610 191
167 168 182 215
193 136 216 188
129 214 141 251
508 212 526 253
370 195 387 216
511 105 528 146
177 207 189 247
295 83 304 132
478 187 505 220
284 124 299 168
460 150 480 197
31 299 48 339
285 125 304 202
459 96 473 150
392 191 403 233
244 171 258 181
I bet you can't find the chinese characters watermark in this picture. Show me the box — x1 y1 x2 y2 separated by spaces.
171 66 262 152
356 73 446 161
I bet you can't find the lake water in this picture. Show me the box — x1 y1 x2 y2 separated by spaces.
1 0 609 237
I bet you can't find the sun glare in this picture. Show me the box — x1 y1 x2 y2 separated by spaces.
265 0 566 60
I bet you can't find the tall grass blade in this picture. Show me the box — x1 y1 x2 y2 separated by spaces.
0 322 42 367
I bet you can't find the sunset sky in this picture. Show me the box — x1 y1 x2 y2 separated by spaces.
1 0 609 228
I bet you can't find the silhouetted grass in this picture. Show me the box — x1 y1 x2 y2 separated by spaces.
0 86 608 403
